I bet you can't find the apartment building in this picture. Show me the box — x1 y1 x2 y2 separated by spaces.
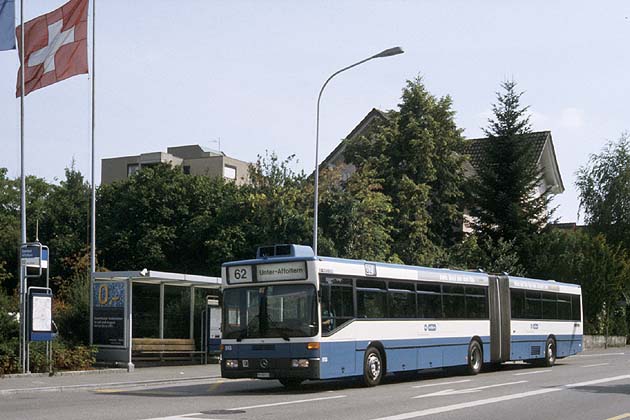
101 145 250 185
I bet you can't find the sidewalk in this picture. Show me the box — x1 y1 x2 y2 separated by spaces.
0 364 221 395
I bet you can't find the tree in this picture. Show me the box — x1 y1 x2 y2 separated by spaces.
97 164 212 273
319 165 394 261
576 132 630 250
345 76 467 265
527 228 629 335
469 80 553 256
39 165 91 283
244 152 313 250
0 169 53 291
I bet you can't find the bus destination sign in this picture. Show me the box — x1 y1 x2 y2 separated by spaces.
227 265 253 284
257 261 307 282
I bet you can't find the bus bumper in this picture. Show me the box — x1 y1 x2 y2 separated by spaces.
221 358 320 380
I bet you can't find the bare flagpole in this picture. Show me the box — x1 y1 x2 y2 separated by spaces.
90 0 95 274
89 0 96 346
18 0 26 374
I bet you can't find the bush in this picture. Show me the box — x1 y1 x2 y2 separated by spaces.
0 282 19 376
54 267 90 346
28 341 96 373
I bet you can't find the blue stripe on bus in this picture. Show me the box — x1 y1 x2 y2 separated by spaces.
223 334 582 379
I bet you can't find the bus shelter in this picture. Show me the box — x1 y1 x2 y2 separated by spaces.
91 270 221 370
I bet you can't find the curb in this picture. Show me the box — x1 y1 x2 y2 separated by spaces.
2 368 128 379
0 374 222 396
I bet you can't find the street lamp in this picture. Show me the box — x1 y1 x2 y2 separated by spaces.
312 47 404 255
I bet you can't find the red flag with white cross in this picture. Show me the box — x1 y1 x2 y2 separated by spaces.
15 0 88 96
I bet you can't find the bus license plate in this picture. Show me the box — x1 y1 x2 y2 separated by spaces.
257 372 271 378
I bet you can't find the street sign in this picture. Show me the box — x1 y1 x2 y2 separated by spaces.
21 244 42 268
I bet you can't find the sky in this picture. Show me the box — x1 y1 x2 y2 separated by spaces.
1 0 629 223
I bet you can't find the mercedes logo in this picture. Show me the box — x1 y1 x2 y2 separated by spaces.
259 359 269 369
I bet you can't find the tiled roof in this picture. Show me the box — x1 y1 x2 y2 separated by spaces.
463 131 550 171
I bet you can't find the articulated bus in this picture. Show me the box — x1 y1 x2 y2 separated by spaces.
220 244 583 387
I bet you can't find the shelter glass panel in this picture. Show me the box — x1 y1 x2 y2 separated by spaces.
132 283 159 338
164 286 191 339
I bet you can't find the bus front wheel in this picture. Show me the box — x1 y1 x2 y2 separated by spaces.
362 346 384 387
466 340 483 375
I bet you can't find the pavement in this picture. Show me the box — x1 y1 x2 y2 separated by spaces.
0 363 221 395
0 348 629 420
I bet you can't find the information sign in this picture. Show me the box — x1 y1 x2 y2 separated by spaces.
256 261 307 282
92 281 127 347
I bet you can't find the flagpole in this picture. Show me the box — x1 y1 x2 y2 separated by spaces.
18 0 26 374
90 0 95 274
89 0 96 346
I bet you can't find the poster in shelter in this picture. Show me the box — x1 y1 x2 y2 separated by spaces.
92 281 126 347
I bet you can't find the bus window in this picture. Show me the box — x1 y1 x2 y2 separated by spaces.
542 292 558 320
443 285 465 318
525 290 542 319
511 289 525 319
327 281 353 330
557 294 572 320
389 292 415 318
571 294 582 321
465 286 488 319
417 283 441 319
357 279 386 318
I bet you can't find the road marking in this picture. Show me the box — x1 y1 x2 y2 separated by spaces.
575 352 625 357
582 363 609 368
140 395 346 420
412 379 472 388
371 375 630 420
412 381 527 399
514 370 551 376
605 414 630 420
232 394 346 410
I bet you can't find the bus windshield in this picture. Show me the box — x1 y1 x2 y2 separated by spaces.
223 284 318 340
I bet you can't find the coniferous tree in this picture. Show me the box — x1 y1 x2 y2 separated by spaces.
469 80 552 256
345 76 467 265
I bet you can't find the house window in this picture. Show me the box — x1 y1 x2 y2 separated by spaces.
223 165 237 180
127 163 139 177
183 165 191 175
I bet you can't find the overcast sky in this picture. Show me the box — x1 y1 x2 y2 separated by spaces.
1 0 629 223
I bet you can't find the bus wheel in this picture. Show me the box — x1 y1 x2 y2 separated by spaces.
542 337 556 367
363 347 384 387
279 378 303 388
466 340 483 375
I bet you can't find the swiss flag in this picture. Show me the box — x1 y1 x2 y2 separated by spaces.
16 0 88 96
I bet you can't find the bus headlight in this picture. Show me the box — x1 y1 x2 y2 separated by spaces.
225 360 239 368
291 359 309 368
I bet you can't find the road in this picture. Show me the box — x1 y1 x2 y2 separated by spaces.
2 348 629 420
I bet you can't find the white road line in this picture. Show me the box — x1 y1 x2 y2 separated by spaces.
565 375 630 388
581 363 609 368
513 370 552 376
412 380 527 399
232 394 347 410
412 379 472 388
142 414 204 420
575 352 625 357
140 394 347 420
371 375 630 420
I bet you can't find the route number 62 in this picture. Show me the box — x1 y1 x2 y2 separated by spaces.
229 266 252 283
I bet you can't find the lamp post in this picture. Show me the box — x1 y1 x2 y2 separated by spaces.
312 47 404 255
